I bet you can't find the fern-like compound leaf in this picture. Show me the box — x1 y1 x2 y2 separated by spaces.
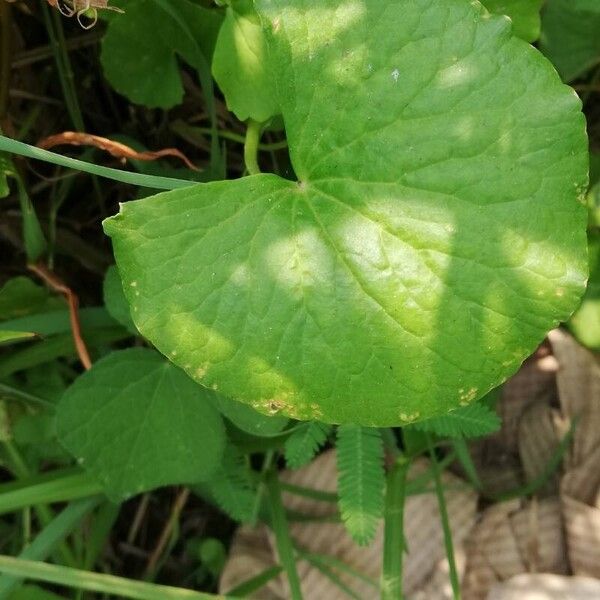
412 402 500 439
207 446 256 522
284 421 332 469
336 425 385 546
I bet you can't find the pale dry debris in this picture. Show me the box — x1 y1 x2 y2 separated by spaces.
488 574 600 600
518 401 560 495
548 329 600 469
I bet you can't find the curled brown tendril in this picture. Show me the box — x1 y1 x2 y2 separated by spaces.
45 0 123 29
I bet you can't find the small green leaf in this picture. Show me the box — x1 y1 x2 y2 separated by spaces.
412 402 500 439
102 266 137 334
101 0 223 108
336 425 384 545
284 421 331 469
56 348 225 501
481 0 544 42
540 0 600 81
215 394 288 436
212 0 278 122
105 0 588 425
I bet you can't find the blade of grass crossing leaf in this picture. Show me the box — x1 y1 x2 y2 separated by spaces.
0 136 194 190
0 556 229 600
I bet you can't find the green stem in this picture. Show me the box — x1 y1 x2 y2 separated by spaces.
250 450 274 525
41 2 84 130
173 122 287 151
244 120 262 175
426 434 461 600
0 497 100 598
0 0 11 118
0 136 194 190
0 555 226 600
380 455 410 600
265 469 303 600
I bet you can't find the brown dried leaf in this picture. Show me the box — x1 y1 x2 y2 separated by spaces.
488 574 600 600
462 501 520 600
37 131 199 171
509 498 567 574
561 444 600 504
548 329 600 468
517 402 560 495
498 346 558 451
561 494 600 578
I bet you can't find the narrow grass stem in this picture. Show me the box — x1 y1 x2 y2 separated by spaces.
426 434 461 600
265 469 303 600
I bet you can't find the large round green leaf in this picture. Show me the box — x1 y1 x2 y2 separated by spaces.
56 349 225 500
104 0 588 426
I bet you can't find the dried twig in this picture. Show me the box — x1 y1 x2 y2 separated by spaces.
37 131 200 171
27 262 92 370
144 487 191 578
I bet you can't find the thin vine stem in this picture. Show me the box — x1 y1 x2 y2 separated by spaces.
380 454 410 600
426 434 461 600
244 119 262 175
265 469 303 600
